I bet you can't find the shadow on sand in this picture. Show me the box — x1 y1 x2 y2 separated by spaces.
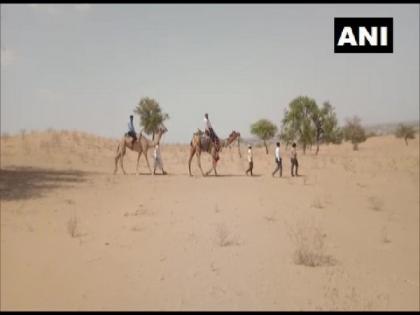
0 167 87 201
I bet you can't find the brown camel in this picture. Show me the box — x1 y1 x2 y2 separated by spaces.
188 129 241 176
113 124 168 175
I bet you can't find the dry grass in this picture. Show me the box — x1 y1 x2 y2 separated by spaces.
288 222 335 267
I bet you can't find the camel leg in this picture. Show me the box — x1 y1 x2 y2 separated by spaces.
114 145 120 174
120 149 127 175
188 146 196 176
196 150 205 176
114 153 119 175
205 150 217 176
136 151 142 175
213 158 218 176
205 162 217 176
144 151 152 174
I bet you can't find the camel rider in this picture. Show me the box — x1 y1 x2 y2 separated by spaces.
204 113 220 151
127 115 137 147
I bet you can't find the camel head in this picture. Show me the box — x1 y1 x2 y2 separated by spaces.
156 123 168 135
226 130 241 146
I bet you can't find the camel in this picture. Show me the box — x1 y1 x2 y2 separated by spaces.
113 124 168 175
188 129 241 176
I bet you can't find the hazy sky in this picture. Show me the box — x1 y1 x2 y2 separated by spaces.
1 4 419 143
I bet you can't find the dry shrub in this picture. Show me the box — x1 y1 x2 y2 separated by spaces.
264 211 277 222
368 196 383 211
216 224 238 247
381 227 391 244
311 198 324 209
288 222 335 267
67 216 80 238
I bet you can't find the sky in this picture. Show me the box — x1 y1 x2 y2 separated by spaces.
1 4 419 143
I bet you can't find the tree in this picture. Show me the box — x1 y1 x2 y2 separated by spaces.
134 97 169 140
281 96 317 154
395 124 416 145
250 119 278 154
278 123 296 149
343 116 366 151
311 101 342 154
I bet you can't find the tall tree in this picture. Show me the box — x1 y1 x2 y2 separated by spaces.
250 119 278 154
311 101 341 154
134 97 169 140
282 96 317 154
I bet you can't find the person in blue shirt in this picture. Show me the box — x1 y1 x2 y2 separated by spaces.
127 115 137 147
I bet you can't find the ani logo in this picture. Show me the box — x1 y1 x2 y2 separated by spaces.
334 17 393 53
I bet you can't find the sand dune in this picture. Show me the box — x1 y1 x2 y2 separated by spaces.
1 130 419 310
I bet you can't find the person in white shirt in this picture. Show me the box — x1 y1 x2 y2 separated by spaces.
272 142 282 177
153 143 167 175
204 113 220 152
245 144 253 176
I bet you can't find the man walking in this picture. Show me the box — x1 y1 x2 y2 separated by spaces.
153 143 167 175
290 142 299 177
245 144 253 176
272 142 282 177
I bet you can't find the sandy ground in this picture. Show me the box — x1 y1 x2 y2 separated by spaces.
0 130 419 310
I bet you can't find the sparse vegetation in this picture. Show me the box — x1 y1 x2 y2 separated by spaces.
395 124 416 145
288 223 335 267
343 116 367 151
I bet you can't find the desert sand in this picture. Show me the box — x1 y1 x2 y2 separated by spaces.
0 130 419 310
